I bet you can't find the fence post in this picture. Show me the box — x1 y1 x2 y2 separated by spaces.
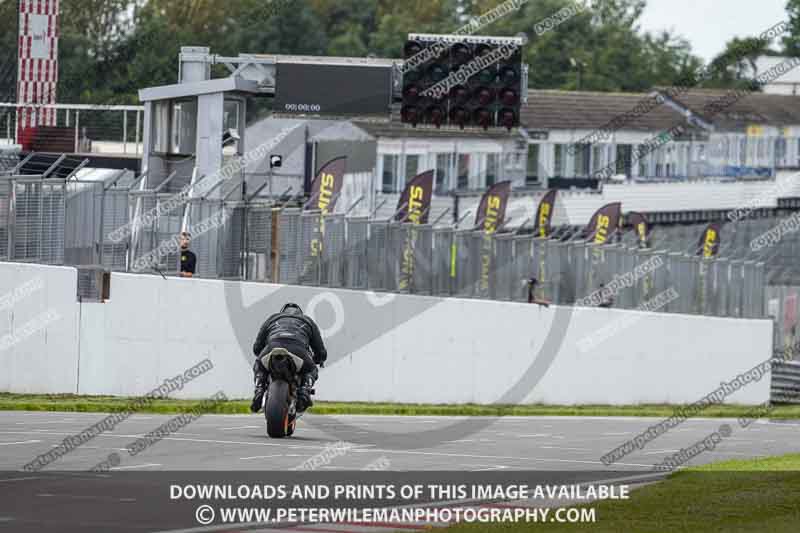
37 180 44 261
74 111 80 153
6 178 14 259
241 198 248 280
98 182 106 266
271 208 280 282
123 110 128 154
135 111 141 155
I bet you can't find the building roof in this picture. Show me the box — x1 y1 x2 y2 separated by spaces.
138 77 260 102
663 88 800 131
520 88 800 134
521 89 687 132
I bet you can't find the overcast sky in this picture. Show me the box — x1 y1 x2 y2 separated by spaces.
638 0 789 63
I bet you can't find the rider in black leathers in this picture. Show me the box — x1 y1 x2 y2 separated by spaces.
250 303 328 413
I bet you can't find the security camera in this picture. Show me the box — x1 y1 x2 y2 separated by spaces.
270 155 283 169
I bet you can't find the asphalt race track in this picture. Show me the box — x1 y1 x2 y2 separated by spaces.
0 411 798 532
2 411 799 471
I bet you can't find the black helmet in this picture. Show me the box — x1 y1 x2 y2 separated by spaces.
281 302 303 315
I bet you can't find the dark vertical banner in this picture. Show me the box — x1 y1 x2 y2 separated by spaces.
697 222 722 258
307 156 347 214
534 189 557 239
475 181 511 296
585 202 622 244
306 156 347 259
474 181 512 231
396 170 434 290
395 170 434 224
626 211 650 249
585 202 622 292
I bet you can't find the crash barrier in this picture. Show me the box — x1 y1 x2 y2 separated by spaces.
0 261 773 405
0 262 79 394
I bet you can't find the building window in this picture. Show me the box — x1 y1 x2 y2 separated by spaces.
457 154 470 190
592 145 605 174
776 138 787 165
574 144 590 177
152 101 170 153
638 145 648 177
711 137 730 162
405 154 419 181
382 154 399 193
654 145 665 177
615 144 633 177
526 144 540 186
554 144 566 177
223 100 241 133
486 153 499 186
739 137 748 165
222 100 242 156
170 99 197 155
435 153 453 193
664 145 675 177
757 138 766 162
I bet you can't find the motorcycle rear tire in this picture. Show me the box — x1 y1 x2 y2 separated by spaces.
265 380 290 438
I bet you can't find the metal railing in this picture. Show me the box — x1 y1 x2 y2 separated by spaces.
0 103 145 156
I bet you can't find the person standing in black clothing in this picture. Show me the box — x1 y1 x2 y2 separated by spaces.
597 283 615 308
526 278 550 307
179 232 196 278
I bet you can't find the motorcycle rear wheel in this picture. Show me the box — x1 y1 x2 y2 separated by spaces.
265 380 290 438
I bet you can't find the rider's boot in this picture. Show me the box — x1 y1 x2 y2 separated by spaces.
250 362 268 413
296 368 318 412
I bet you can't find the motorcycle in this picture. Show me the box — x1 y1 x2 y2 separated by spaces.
259 348 319 438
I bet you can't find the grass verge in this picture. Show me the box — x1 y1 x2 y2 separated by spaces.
445 454 800 532
1 393 800 418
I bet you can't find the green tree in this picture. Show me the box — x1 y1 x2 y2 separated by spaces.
491 0 702 92
0 0 18 102
706 36 776 88
0 0 741 106
783 0 800 56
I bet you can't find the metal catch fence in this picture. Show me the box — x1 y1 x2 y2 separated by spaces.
0 175 774 321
